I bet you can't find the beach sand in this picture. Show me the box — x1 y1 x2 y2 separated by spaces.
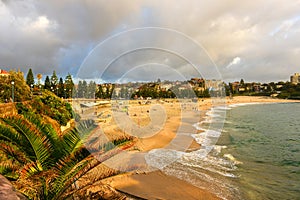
95 96 299 199
105 171 219 200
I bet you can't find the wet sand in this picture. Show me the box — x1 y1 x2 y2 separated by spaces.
105 171 220 200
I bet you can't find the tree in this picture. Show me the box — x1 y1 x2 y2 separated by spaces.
120 87 128 98
82 80 88 98
0 70 32 103
77 80 87 98
44 76 51 90
50 70 58 89
64 74 74 98
77 81 83 98
58 77 64 97
87 81 96 98
96 84 104 99
240 79 245 86
26 68 34 86
105 84 115 99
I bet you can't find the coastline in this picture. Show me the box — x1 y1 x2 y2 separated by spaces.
100 96 299 200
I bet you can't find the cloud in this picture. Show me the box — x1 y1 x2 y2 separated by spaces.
226 57 241 69
0 0 300 82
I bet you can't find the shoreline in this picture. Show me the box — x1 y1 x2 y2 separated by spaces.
99 96 299 199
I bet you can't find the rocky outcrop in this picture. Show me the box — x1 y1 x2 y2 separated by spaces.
0 175 27 200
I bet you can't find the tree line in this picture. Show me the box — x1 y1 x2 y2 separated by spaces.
26 68 115 99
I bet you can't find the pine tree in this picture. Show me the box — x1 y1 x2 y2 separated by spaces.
96 84 104 99
77 81 83 98
64 74 74 98
82 80 88 98
44 76 51 90
240 79 245 86
26 68 34 86
87 81 96 98
50 70 58 88
58 77 64 97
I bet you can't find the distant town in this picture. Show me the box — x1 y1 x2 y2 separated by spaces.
1 68 300 103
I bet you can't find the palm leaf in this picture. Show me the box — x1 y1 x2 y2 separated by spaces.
0 159 20 179
50 155 95 199
0 121 34 158
1 115 52 169
21 113 64 165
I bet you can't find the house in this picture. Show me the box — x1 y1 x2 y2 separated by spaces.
160 83 173 91
205 79 224 90
290 73 300 85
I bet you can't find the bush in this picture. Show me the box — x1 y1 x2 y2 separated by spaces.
14 94 73 126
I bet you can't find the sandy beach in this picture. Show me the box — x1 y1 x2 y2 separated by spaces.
91 96 299 199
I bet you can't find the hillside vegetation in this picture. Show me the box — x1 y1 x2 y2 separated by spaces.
0 71 131 199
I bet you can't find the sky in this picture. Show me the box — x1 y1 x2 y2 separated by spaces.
0 0 300 83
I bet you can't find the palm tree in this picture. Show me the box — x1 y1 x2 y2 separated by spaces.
0 113 101 199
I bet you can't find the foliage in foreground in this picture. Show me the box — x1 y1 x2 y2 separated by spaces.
0 100 133 199
0 113 98 199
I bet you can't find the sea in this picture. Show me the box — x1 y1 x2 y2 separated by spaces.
159 102 300 200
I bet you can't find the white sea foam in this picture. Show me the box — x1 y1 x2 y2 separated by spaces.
214 145 227 154
145 149 185 169
223 154 243 165
163 165 240 200
206 130 221 137
192 130 221 148
193 123 207 131
229 102 262 108
206 111 221 118
181 154 237 178
191 133 206 143
213 106 232 110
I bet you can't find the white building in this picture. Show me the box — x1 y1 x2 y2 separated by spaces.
290 73 300 85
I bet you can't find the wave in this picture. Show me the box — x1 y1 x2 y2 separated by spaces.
223 154 243 165
193 123 207 131
162 149 241 200
229 102 264 108
145 149 185 169
212 106 232 110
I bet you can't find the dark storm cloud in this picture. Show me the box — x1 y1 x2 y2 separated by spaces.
0 0 299 82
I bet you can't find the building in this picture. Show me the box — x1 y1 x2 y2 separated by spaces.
160 83 173 91
205 79 223 90
0 69 9 76
290 73 300 85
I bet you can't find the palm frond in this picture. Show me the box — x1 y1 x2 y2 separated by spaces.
49 154 95 199
0 110 122 200
0 159 20 179
2 115 52 169
0 141 28 165
20 161 43 179
0 121 33 157
60 120 96 157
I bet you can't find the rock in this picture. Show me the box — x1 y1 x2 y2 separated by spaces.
0 175 27 200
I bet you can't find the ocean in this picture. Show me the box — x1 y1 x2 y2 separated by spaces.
161 102 300 200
